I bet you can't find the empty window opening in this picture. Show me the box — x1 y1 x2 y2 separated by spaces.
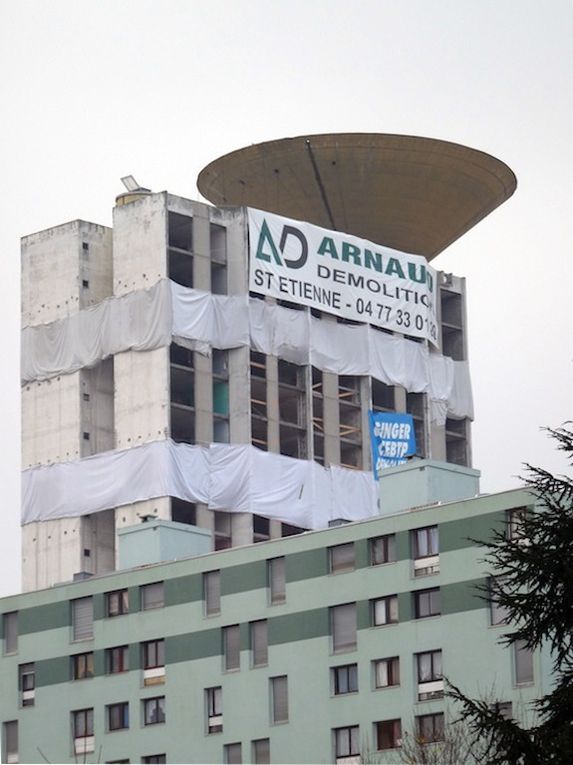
171 498 196 526
168 212 193 251
253 515 270 543
372 379 395 412
214 511 232 550
406 392 426 457
446 417 469 466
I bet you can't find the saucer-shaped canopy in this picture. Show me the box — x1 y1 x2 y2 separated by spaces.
197 133 516 260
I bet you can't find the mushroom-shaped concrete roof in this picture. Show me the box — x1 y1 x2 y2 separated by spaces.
197 133 516 260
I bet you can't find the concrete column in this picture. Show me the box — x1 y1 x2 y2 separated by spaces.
229 346 251 444
266 356 280 452
269 519 282 540
194 352 214 446
192 207 211 291
232 513 253 546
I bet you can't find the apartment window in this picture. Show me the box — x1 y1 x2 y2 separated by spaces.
142 757 166 764
412 525 439 576
82 241 89 252
375 719 402 750
224 743 242 765
373 657 400 688
106 589 128 617
332 663 358 695
507 507 528 541
82 279 89 288
329 543 355 574
72 651 94 680
2 721 18 764
206 686 223 733
268 557 286 604
250 620 268 667
204 571 221 616
143 697 165 726
372 595 399 626
72 597 94 641
334 725 359 763
107 702 129 731
271 675 288 724
489 577 509 626
514 640 534 685
3 612 18 654
223 625 240 671
370 534 396 565
252 738 270 765
141 582 164 610
142 639 165 685
331 603 357 653
106 645 129 674
414 588 441 619
416 650 444 700
18 663 35 707
416 712 445 743
72 708 94 754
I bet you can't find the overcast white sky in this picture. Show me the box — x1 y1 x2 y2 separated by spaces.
0 0 571 597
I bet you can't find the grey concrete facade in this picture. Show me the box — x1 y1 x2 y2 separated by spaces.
21 191 471 592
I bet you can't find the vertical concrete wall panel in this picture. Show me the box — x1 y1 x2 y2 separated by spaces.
114 348 170 449
21 374 82 468
113 193 167 296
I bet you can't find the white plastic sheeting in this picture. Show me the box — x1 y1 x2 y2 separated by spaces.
22 439 378 529
249 299 473 421
21 279 473 420
22 280 172 383
170 281 250 353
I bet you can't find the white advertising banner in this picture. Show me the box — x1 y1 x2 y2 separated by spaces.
248 208 439 345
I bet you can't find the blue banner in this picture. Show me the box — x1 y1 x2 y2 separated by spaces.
369 411 417 479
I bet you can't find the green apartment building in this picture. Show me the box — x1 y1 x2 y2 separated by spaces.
0 463 548 764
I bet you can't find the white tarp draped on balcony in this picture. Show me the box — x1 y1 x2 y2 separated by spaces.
21 279 473 421
21 439 377 529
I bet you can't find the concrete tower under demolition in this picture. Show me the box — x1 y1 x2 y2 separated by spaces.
20 134 516 592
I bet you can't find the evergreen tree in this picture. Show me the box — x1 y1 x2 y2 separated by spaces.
448 424 573 764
